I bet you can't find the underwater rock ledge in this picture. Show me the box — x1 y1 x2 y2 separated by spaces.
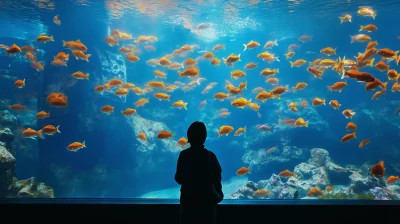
0 118 54 198
230 148 400 200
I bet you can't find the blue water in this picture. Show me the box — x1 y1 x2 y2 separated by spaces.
0 0 400 199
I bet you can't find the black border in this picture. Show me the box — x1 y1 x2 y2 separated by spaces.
1 199 399 222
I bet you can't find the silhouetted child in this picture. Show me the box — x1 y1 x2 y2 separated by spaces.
175 121 223 224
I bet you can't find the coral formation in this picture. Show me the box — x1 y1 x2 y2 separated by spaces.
242 145 307 172
230 148 400 200
9 177 54 198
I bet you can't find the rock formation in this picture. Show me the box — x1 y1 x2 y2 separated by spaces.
242 145 308 172
230 148 400 200
0 112 54 198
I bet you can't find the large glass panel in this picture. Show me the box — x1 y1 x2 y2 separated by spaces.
0 0 399 201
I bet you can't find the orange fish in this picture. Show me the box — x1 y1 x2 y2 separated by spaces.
101 105 114 114
177 137 188 147
104 36 119 47
341 132 356 143
374 61 389 72
293 82 308 91
9 104 25 111
307 67 324 79
255 91 274 103
266 78 279 85
53 15 61 25
307 187 324 197
234 126 246 136
5 44 22 56
126 54 140 62
290 59 307 68
67 141 86 152
339 14 352 23
325 186 334 192
372 88 386 100
284 51 295 60
36 34 54 43
359 24 378 32
72 71 89 80
121 108 136 116
342 109 356 119
55 52 69 61
254 189 270 197
244 62 257 69
21 128 44 139
376 48 398 58
370 161 385 178
114 88 129 96
264 40 278 49
51 58 67 66
223 53 241 66
63 40 88 52
236 166 250 175
278 169 296 178
271 85 288 99
49 96 68 108
301 100 308 108
359 139 370 148
294 118 308 128
157 130 173 139
172 100 188 110
31 61 44 71
14 79 25 88
366 41 378 50
20 46 37 53
312 98 326 106
267 147 277 153
24 52 36 62
153 92 170 101
217 125 234 137
387 70 399 81
329 100 341 110
135 98 149 107
35 111 50 119
42 125 61 135
346 122 357 131
109 78 123 87
320 47 336 56
144 45 156 52
138 133 147 141
243 40 260 51
350 34 371 43
94 85 105 94
298 34 312 43
210 44 224 52
178 68 199 78
328 82 348 93
72 50 91 62
386 176 400 184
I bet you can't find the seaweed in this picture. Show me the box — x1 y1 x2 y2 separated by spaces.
319 192 375 200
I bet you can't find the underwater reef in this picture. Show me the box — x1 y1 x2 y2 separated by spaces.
0 110 54 198
230 148 400 200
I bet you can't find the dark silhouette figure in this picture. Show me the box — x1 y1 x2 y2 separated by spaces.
175 121 223 224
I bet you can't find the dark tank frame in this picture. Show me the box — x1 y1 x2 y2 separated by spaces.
1 198 399 222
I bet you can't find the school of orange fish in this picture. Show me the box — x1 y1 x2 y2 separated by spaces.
1 7 400 196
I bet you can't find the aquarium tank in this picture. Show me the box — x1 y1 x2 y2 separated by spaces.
0 0 399 201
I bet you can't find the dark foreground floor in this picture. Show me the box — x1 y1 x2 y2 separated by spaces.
1 199 399 222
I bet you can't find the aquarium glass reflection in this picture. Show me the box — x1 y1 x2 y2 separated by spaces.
0 0 400 201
